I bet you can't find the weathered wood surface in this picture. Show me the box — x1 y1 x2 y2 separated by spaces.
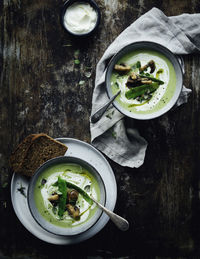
0 0 200 258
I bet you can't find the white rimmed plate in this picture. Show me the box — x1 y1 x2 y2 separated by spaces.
11 138 117 245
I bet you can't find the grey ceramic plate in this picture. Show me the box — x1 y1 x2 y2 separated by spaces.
106 41 183 120
11 138 117 245
28 156 106 236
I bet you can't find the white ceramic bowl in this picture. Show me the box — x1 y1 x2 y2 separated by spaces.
105 41 183 120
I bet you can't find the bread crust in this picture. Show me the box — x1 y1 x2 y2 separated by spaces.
10 133 68 177
10 134 36 173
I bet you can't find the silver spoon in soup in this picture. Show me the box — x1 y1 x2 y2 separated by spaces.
90 196 129 231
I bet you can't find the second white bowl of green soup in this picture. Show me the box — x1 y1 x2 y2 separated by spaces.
28 156 106 236
106 41 183 120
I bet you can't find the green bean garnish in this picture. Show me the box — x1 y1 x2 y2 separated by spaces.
125 83 159 100
53 179 93 205
57 176 67 218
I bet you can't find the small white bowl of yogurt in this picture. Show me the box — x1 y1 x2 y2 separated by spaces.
61 0 101 36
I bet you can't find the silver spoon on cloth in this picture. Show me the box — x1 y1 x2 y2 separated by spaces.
90 90 121 123
90 196 129 231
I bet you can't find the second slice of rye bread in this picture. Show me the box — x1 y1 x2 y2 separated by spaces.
11 133 68 177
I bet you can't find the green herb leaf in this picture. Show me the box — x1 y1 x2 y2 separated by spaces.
74 49 80 58
79 80 85 85
84 71 92 78
74 59 80 65
63 44 72 47
84 66 92 70
46 64 54 67
106 110 114 119
17 184 26 197
2 182 8 188
58 176 67 218
106 114 112 119
84 185 91 192
114 82 119 89
52 206 57 215
136 61 141 69
111 130 117 139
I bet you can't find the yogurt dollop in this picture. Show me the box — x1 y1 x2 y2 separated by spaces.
64 2 98 34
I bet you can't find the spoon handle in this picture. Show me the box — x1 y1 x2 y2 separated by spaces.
90 90 121 123
91 197 129 231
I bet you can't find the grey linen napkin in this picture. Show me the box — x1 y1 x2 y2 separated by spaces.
90 7 200 168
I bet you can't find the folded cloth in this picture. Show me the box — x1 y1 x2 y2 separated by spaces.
90 7 200 168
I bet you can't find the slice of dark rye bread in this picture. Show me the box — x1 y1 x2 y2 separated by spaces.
10 134 36 173
10 133 68 177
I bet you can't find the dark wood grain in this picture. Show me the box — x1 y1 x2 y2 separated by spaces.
0 0 200 258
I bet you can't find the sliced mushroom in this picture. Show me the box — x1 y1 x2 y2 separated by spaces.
139 64 148 73
66 204 80 220
148 60 156 73
67 189 79 204
48 194 59 201
114 63 131 73
130 72 138 80
126 77 136 88
141 80 152 84
126 72 142 88
140 60 156 73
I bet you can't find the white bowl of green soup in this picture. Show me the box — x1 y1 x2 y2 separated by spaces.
106 41 183 120
28 156 106 236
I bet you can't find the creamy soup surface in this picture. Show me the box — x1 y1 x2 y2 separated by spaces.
111 49 176 114
34 163 100 228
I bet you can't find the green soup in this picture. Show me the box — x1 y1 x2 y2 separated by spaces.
34 163 101 228
111 49 176 114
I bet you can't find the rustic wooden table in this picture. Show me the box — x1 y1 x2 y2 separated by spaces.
0 0 200 258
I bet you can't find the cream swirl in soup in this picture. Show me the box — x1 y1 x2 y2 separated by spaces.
34 163 100 228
